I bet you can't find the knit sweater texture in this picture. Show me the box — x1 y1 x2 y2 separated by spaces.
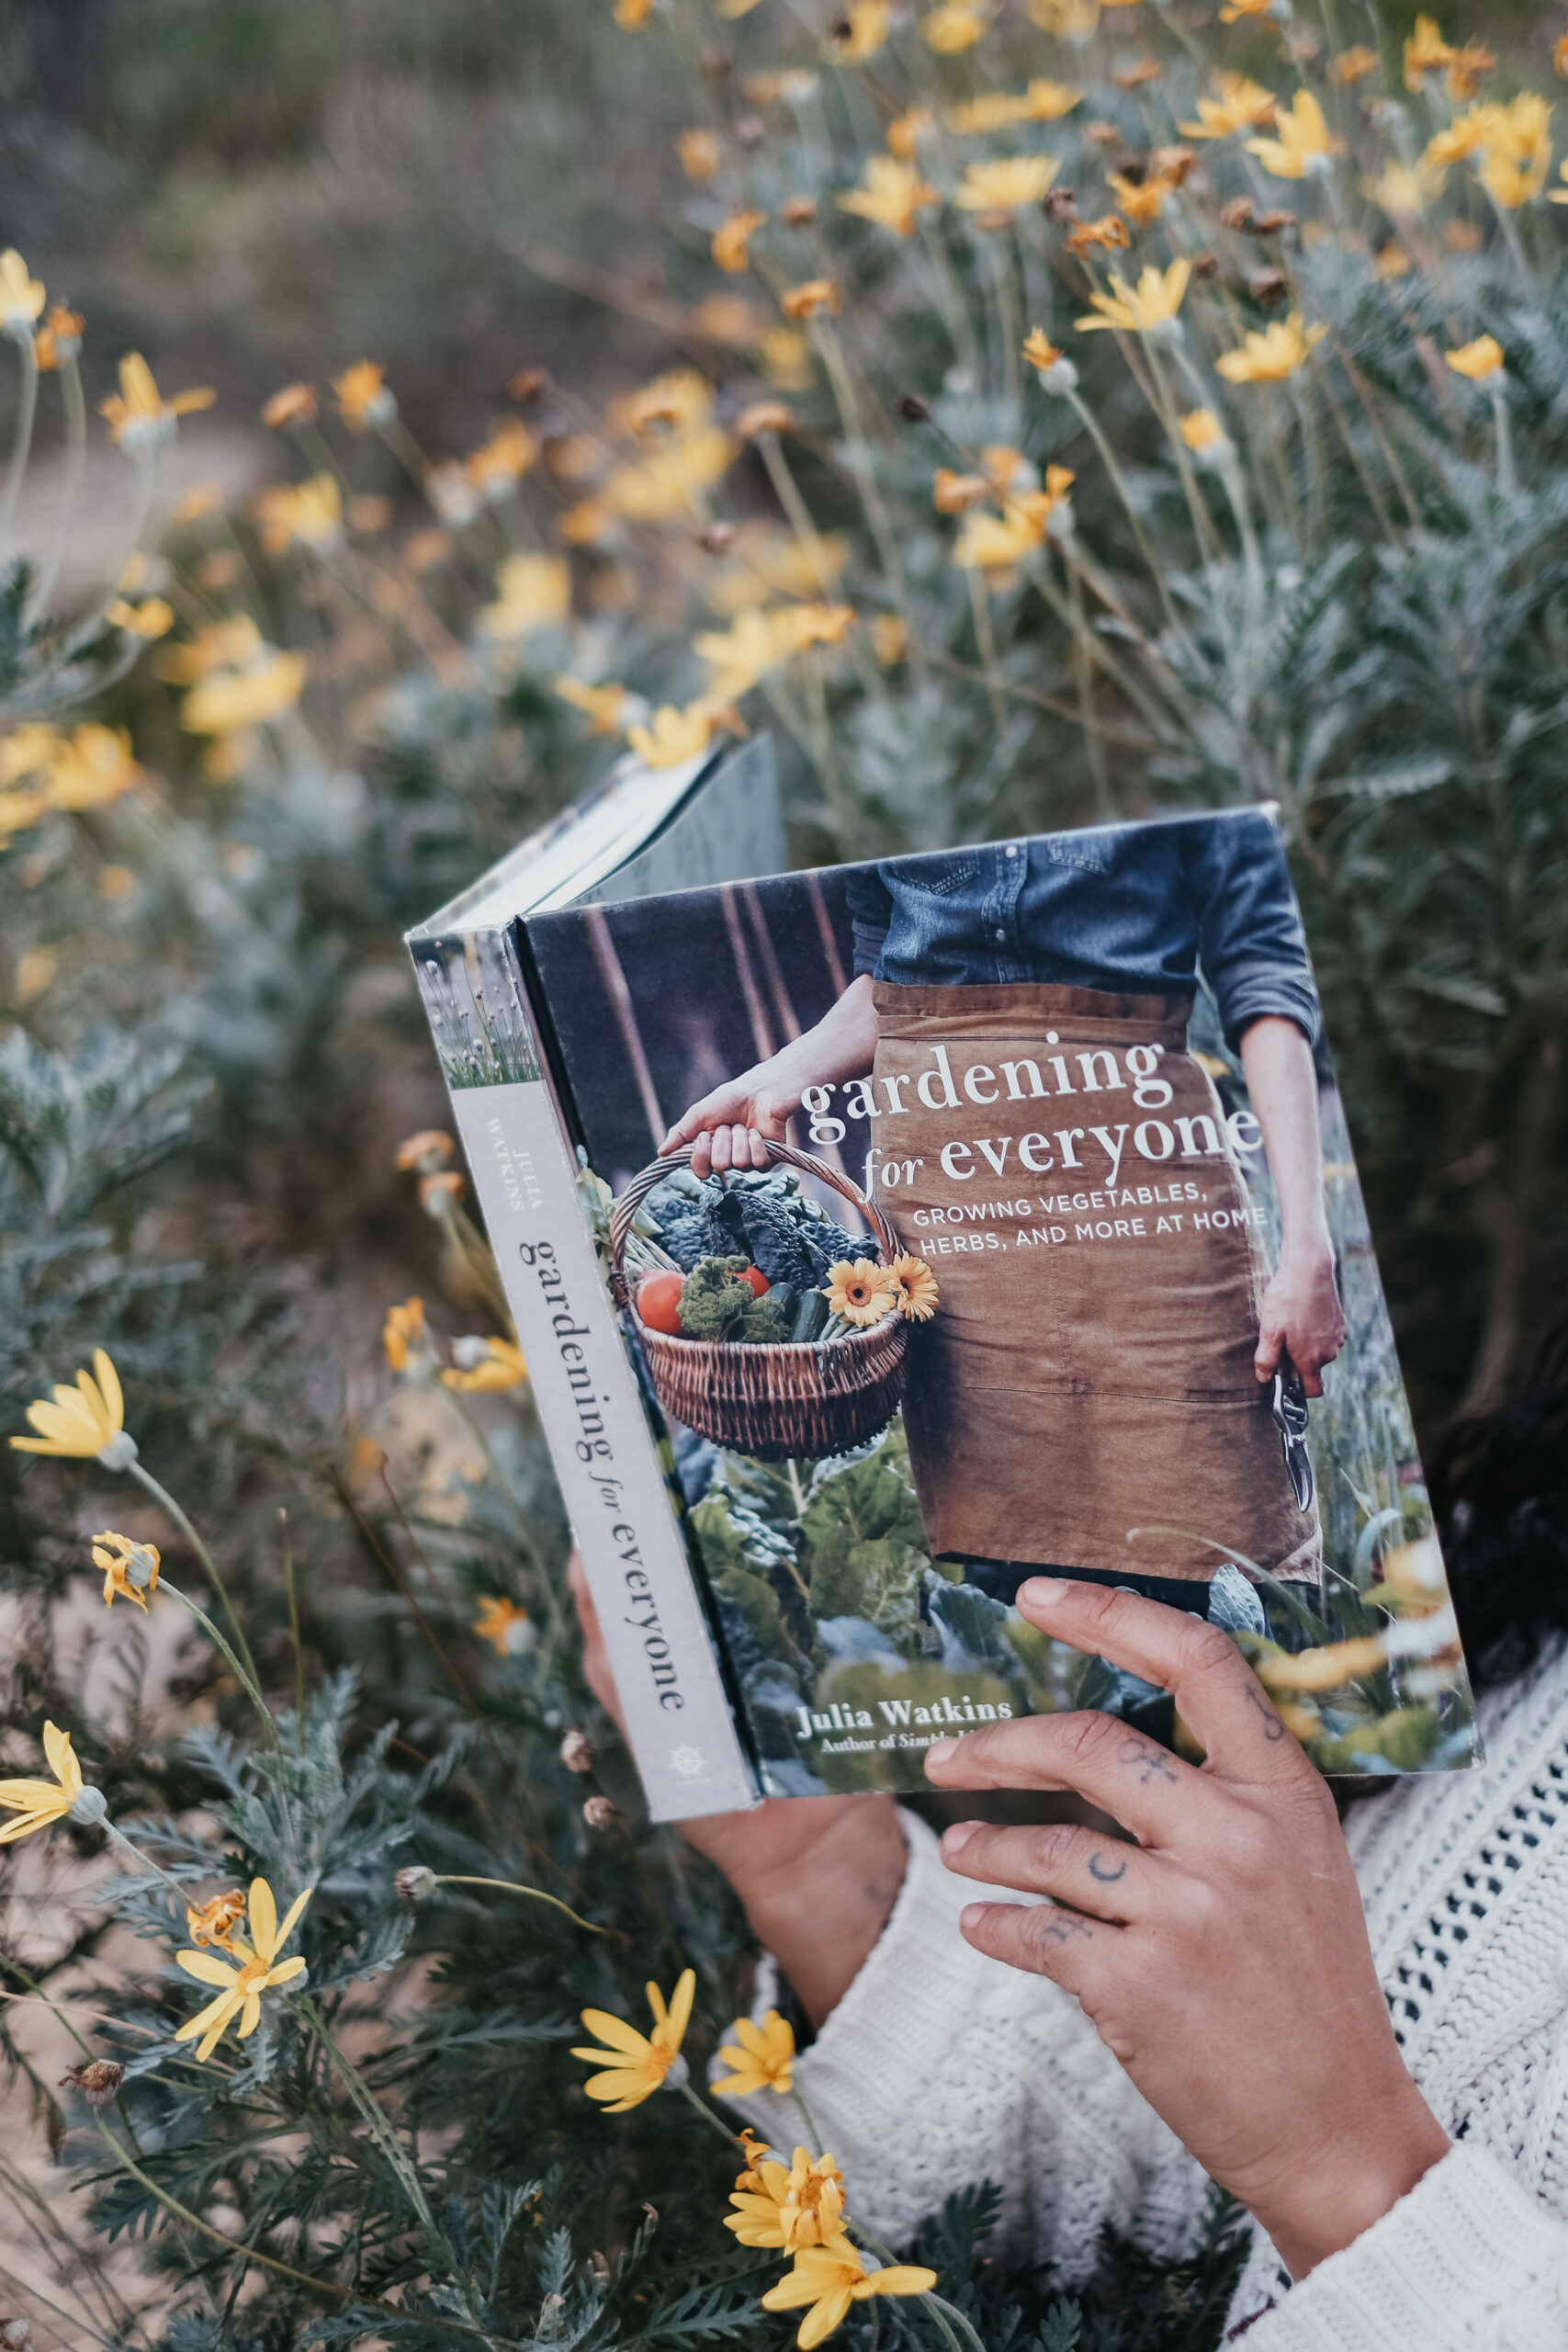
727 1639 1568 2347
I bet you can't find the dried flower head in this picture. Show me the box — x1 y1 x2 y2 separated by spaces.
560 1728 597 1773
780 279 839 320
395 1865 439 1904
582 1794 620 1831
186 1889 248 1951
59 2059 125 2108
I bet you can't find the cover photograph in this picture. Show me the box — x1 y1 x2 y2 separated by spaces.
522 800 1480 1797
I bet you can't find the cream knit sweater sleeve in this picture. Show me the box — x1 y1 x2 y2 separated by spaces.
723 1642 1568 2348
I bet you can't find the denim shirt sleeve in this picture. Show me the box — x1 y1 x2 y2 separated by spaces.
843 864 894 979
1185 808 1320 1049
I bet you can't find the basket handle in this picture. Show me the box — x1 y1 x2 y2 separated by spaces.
608 1140 901 1281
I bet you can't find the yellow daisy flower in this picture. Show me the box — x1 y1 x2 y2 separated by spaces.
822 1259 898 1325
101 354 215 449
921 0 990 49
0 249 46 332
1179 73 1276 140
479 554 570 639
91 1531 161 1612
1445 334 1504 381
1244 88 1344 179
11 1350 134 1466
713 2007 795 2097
333 360 396 432
174 1877 312 2062
954 156 1060 212
0 1723 92 1846
761 2233 938 2348
886 1252 940 1321
1075 257 1190 335
382 1297 427 1373
1215 312 1325 384
837 157 939 238
473 1596 532 1657
573 1970 696 2110
443 1338 528 1392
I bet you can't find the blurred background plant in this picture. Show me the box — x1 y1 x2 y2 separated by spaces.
1 0 1566 2342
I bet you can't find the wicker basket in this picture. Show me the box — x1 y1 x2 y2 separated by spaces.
609 1142 908 1462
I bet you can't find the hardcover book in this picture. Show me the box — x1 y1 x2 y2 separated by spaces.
407 738 1479 1820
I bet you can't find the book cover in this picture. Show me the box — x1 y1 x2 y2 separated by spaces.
524 801 1481 1796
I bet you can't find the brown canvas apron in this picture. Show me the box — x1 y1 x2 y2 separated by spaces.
869 980 1321 1586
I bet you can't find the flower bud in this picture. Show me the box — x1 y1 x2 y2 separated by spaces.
1038 357 1078 395
898 393 931 423
67 1786 107 1827
60 2059 125 2108
1 2320 35 2348
395 1865 438 1904
96 1430 139 1472
582 1795 619 1831
560 1728 597 1774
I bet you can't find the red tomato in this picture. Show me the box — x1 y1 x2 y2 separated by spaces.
636 1272 686 1335
739 1264 770 1299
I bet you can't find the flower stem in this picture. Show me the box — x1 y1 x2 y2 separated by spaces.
35 348 86 613
790 2084 826 2156
128 1461 262 1695
0 329 39 548
678 2077 746 2143
434 1873 603 1933
161 1575 276 1742
292 1993 438 2235
926 2290 989 2352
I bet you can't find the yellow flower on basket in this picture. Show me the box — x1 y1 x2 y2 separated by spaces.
181 652 306 738
12 1350 134 1466
822 1260 898 1326
1245 88 1343 179
333 360 395 432
1179 73 1276 140
922 0 989 51
886 1253 940 1322
47 724 143 811
186 1889 248 1952
837 158 939 238
954 156 1060 213
91 1531 161 1613
1076 258 1190 336
0 248 46 332
479 554 570 639
1446 334 1504 381
713 2007 795 2097
474 1596 532 1657
1216 312 1325 384
761 2233 938 2349
0 1724 91 1846
574 1969 695 2111
444 1339 528 1392
175 1877 312 2062
101 354 215 449
713 210 769 273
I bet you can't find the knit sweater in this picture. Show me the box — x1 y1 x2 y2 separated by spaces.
728 1639 1568 2347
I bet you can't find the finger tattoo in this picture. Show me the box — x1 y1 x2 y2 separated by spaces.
1086 1849 1128 1883
1117 1736 1179 1785
1241 1680 1286 1741
1038 1908 1094 1943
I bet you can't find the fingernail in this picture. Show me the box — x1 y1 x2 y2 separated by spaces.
1019 1577 1069 1609
925 1737 958 1771
942 1820 977 1854
959 1904 987 1934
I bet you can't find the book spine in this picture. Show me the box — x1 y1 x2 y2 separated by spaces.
410 939 758 1821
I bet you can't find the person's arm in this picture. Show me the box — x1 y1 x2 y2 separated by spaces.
925 1577 1451 2281
569 1551 905 2024
1238 1016 1346 1397
660 972 880 1180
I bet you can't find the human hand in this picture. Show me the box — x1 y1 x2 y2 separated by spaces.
1255 1243 1347 1397
660 1064 801 1180
569 1552 905 2026
925 1579 1449 2280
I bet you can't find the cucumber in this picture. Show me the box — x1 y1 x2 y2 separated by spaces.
791 1289 829 1344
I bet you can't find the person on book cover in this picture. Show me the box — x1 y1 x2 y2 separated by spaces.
663 808 1344 1621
